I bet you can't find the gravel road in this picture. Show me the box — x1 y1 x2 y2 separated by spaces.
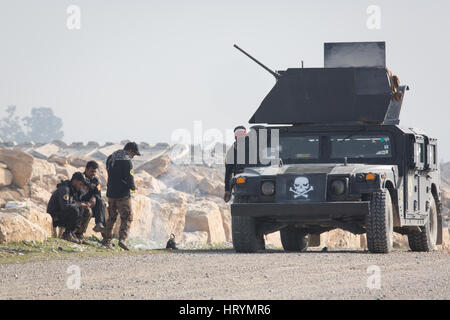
1 249 449 300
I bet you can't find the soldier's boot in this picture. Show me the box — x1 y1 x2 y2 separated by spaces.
101 238 112 249
62 231 80 244
75 208 92 243
74 233 90 245
93 223 105 233
118 240 130 251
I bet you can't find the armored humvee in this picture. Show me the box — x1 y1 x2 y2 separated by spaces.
231 42 443 254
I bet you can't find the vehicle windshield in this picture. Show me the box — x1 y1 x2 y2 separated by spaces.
278 136 320 161
331 135 392 159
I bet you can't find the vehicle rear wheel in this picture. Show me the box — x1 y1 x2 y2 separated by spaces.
232 216 262 253
280 227 309 252
407 197 438 252
366 190 394 254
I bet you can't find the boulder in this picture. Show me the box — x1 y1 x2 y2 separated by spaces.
2 141 18 147
198 178 224 197
127 196 153 240
442 191 450 209
55 165 78 179
0 187 25 208
184 200 227 243
67 156 91 168
51 140 68 148
208 196 232 242
139 142 151 150
31 159 56 181
70 142 85 148
438 228 450 250
180 231 209 246
265 232 282 248
0 161 7 169
0 148 34 188
168 144 191 164
137 155 171 178
0 211 48 243
96 162 108 186
30 185 53 208
174 169 204 194
155 142 170 149
20 141 35 148
31 143 60 159
103 195 154 240
87 141 100 148
14 205 54 237
149 190 190 245
48 155 70 166
0 167 13 187
88 144 121 161
134 171 166 194
320 229 362 249
160 165 186 189
393 233 409 249
103 142 115 147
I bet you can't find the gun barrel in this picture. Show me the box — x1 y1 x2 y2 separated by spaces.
234 44 281 80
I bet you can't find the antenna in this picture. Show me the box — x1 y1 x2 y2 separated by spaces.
234 44 281 80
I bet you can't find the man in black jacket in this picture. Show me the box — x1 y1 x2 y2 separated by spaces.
224 126 248 203
102 142 140 250
75 161 107 241
47 172 90 243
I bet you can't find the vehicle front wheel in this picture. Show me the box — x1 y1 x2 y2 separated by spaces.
280 227 309 252
407 197 438 252
366 190 394 254
232 216 263 253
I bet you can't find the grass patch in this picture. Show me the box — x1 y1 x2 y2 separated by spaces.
0 237 159 265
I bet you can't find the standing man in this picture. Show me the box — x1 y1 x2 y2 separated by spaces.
75 161 107 241
224 126 248 203
102 142 140 250
47 172 90 243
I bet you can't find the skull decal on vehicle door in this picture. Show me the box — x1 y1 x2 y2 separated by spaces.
289 177 314 199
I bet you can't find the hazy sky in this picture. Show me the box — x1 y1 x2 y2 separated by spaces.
1 0 450 159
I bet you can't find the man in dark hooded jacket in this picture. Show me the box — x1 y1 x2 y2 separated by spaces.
224 126 248 203
47 172 90 243
102 142 140 250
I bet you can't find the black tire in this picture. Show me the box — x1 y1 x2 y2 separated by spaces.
366 190 394 254
280 227 309 252
408 197 438 252
232 216 262 253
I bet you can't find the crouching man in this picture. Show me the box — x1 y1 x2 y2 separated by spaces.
75 161 107 241
47 172 90 243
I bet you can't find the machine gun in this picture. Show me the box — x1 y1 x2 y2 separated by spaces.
233 44 281 80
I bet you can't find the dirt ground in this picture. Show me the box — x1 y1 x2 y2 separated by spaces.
1 248 449 300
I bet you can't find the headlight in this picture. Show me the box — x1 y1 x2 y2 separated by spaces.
330 180 346 195
356 173 377 183
261 181 276 196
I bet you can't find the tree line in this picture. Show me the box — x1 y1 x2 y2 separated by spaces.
0 106 64 143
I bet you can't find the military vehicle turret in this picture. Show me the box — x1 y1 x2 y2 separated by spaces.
231 42 443 254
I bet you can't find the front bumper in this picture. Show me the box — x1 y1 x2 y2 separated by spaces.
231 201 370 219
